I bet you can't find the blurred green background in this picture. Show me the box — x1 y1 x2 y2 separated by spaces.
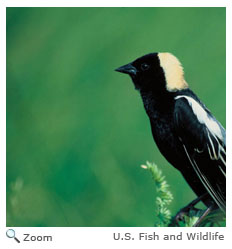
6 7 226 227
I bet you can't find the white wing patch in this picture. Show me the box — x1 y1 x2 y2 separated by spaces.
175 95 223 140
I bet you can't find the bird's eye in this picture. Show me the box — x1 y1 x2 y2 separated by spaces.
141 63 150 71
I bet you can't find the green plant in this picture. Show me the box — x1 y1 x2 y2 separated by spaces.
141 161 173 227
141 161 226 227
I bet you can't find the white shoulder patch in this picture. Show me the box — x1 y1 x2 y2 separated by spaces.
175 95 223 140
158 53 188 92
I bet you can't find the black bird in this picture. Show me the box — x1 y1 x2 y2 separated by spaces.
115 53 226 223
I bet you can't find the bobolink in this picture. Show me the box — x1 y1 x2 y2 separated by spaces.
115 53 226 223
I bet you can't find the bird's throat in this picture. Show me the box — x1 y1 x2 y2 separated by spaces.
140 90 174 119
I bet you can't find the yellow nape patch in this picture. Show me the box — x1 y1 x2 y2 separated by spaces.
158 53 188 91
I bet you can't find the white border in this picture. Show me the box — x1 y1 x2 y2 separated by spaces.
226 1 232 228
0 1 231 248
0 0 229 7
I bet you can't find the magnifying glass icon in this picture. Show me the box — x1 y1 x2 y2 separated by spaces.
6 229 20 243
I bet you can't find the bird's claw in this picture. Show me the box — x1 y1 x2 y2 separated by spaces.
174 206 200 223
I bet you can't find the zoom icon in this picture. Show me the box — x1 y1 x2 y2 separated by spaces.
6 229 20 243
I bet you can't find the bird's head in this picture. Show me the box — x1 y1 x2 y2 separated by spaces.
115 52 188 93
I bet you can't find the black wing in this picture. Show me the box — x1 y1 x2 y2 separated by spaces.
174 95 226 211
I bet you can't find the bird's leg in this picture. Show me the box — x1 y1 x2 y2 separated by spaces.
193 205 214 227
175 193 207 223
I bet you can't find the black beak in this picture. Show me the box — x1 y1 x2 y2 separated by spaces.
115 63 137 76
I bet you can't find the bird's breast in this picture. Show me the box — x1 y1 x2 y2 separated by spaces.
149 116 186 171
